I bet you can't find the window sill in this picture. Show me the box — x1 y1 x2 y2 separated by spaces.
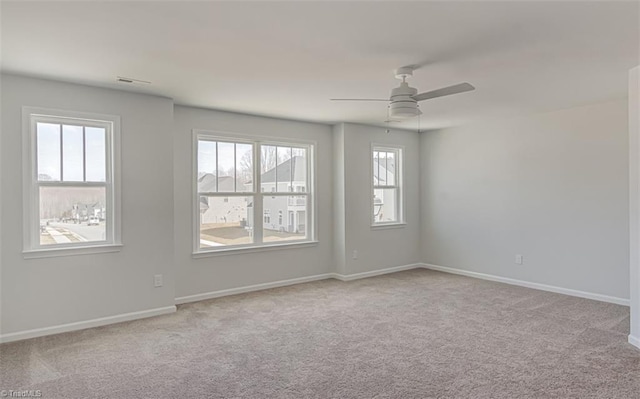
23 244 123 259
371 222 407 230
192 240 319 258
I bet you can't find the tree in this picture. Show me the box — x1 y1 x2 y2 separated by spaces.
239 146 281 176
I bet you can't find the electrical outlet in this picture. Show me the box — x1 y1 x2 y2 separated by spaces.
515 254 524 265
154 274 163 287
352 250 358 260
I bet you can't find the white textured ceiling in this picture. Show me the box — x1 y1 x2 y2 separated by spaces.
1 1 638 130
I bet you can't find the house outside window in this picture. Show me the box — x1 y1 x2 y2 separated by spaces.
195 132 315 253
23 107 121 257
264 210 271 224
372 145 403 226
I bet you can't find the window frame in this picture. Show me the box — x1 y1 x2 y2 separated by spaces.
371 144 405 228
22 107 122 258
192 130 317 256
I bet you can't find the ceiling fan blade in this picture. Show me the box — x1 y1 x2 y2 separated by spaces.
330 98 389 102
412 82 475 102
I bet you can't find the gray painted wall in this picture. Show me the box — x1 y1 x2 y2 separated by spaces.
1 74 176 334
421 99 629 299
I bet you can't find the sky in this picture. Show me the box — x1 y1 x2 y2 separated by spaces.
37 123 106 182
198 140 253 176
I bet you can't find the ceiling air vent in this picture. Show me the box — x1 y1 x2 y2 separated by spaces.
116 76 151 85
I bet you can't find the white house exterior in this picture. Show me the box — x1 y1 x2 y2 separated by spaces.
198 174 249 226
245 156 307 234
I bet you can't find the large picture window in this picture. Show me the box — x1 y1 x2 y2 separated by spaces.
24 108 120 255
195 133 314 252
372 146 403 226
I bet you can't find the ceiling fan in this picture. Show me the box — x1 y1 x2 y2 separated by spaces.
330 67 475 121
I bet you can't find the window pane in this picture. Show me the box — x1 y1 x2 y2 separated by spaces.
198 140 217 176
373 150 397 187
261 146 307 193
260 145 277 192
85 127 106 182
276 146 292 192
39 186 106 245
373 188 397 223
373 151 379 185
260 145 278 174
292 147 307 192
199 196 253 248
217 142 235 193
62 125 84 181
374 151 384 186
386 151 396 186
236 143 253 192
263 195 307 242
37 123 61 181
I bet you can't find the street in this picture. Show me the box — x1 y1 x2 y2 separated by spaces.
50 222 106 242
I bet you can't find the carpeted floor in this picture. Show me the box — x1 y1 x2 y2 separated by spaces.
1 269 639 398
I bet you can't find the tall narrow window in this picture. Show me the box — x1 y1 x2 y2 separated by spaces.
24 108 120 254
195 133 314 252
372 146 403 225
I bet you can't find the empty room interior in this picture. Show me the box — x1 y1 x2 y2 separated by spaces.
1 1 640 398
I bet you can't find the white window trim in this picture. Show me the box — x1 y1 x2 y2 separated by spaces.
22 107 122 258
192 130 317 256
371 143 405 228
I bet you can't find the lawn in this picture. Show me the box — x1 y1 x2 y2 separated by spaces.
201 223 305 245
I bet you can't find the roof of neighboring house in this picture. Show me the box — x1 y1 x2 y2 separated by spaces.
261 156 307 184
197 174 236 193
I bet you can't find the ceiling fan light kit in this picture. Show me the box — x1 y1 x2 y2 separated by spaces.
330 66 475 122
389 76 422 119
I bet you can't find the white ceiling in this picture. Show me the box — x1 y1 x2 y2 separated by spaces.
1 1 638 130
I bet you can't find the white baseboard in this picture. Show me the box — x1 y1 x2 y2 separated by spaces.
422 263 630 306
331 263 423 281
176 263 425 304
175 273 334 304
629 335 640 349
0 306 177 344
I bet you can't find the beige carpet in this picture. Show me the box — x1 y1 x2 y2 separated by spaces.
1 269 638 398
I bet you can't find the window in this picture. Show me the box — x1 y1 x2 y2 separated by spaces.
24 108 120 255
195 133 314 252
372 146 403 225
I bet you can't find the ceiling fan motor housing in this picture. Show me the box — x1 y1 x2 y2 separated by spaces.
390 82 422 119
